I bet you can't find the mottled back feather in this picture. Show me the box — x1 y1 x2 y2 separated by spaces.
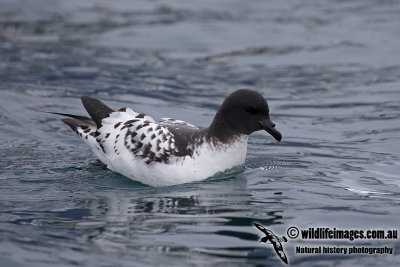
159 118 203 157
96 108 179 164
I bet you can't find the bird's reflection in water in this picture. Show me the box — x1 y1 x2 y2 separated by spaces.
82 174 287 261
91 168 247 216
133 195 200 214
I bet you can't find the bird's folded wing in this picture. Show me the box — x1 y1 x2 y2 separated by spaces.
96 108 177 164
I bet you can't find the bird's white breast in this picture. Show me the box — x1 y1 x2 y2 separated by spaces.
105 135 248 186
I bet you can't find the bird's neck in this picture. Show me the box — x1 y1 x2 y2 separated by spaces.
207 120 243 143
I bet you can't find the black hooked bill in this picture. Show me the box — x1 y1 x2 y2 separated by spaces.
259 119 282 141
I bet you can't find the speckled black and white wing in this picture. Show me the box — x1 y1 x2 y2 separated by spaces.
96 108 178 164
159 118 204 157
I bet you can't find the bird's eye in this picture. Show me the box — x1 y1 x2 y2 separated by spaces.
245 106 258 114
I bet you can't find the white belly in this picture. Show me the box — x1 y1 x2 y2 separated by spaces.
105 136 248 187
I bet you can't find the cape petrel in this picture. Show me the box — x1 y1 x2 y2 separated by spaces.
52 89 282 186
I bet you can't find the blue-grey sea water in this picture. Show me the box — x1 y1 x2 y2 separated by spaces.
0 0 399 266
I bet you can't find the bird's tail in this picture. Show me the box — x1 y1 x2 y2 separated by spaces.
47 112 96 133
